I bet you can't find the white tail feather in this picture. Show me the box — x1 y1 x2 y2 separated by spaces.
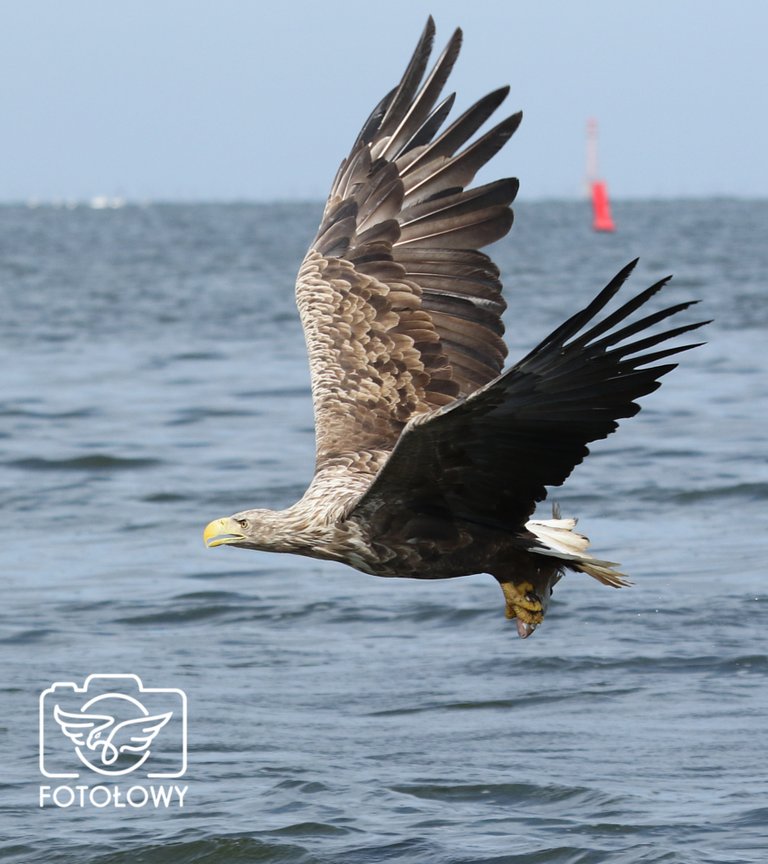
525 516 629 588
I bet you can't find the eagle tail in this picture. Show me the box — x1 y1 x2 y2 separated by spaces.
524 515 630 588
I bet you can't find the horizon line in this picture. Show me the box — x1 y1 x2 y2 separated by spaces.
2 193 765 209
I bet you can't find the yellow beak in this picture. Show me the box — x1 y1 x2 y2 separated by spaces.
203 517 245 548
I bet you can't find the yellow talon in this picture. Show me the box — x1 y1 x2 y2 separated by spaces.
500 581 544 624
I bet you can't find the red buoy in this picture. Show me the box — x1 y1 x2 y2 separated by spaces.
586 119 616 232
591 180 615 232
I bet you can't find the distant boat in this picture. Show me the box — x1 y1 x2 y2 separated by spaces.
89 195 125 210
586 119 615 232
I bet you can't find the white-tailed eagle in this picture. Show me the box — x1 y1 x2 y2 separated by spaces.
204 18 704 637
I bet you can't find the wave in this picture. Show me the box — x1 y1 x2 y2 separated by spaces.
9 454 161 471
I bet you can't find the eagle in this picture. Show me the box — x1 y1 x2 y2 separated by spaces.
203 18 704 637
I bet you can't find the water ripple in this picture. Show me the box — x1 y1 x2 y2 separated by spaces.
9 454 161 471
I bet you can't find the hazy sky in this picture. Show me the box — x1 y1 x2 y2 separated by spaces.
2 0 765 201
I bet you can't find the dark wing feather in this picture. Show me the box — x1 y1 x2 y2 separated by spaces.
376 28 462 161
295 17 521 476
347 262 707 531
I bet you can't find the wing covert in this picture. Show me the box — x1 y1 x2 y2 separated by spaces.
294 17 521 476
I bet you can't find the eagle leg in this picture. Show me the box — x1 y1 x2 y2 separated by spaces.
499 580 545 639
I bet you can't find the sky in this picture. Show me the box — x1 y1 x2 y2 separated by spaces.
1 0 766 201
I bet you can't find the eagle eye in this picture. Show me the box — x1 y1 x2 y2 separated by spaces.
237 519 248 530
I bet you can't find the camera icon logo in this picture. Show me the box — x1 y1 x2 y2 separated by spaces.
39 674 187 779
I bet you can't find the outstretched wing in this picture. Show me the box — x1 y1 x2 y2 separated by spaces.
347 260 706 539
296 17 520 479
108 711 173 755
52 704 114 748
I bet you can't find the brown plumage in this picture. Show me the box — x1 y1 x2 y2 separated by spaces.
203 18 705 637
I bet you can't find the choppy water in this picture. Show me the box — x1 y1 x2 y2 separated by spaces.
1 200 766 863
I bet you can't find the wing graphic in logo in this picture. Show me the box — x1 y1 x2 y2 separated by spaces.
53 705 114 751
53 703 173 770
103 712 174 764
